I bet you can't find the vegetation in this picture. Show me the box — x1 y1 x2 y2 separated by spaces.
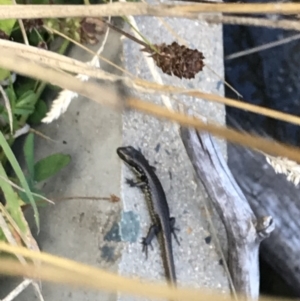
0 0 99 242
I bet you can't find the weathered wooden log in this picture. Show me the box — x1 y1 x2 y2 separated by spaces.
180 127 275 300
228 143 300 296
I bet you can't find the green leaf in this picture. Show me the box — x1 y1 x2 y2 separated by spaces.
0 0 16 35
34 154 71 183
0 131 39 231
0 18 15 36
18 186 43 205
5 86 17 107
23 133 35 181
15 79 36 98
0 162 27 234
28 100 47 124
13 106 35 116
14 90 36 115
0 69 11 82
16 90 36 105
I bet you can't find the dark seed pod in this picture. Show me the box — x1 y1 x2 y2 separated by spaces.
141 41 205 79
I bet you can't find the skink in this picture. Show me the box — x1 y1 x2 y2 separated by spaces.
117 146 179 286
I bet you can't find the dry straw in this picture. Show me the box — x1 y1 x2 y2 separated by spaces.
2 3 300 19
1 46 300 164
266 155 300 186
0 242 293 301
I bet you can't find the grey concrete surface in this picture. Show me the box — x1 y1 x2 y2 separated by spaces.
0 10 230 301
0 30 124 301
118 7 229 301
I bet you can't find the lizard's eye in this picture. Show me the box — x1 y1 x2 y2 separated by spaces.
140 174 147 182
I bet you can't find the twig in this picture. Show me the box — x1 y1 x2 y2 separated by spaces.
55 194 120 202
2 39 300 128
202 15 300 32
2 3 300 20
203 64 242 99
104 20 149 48
0 85 13 135
0 241 265 301
127 97 300 163
31 282 45 301
0 47 123 111
225 33 300 60
180 126 275 300
2 279 32 301
29 128 56 142
11 0 29 45
0 213 26 264
0 38 125 78
2 48 300 162
0 211 43 301
0 174 55 204
43 26 130 77
125 14 174 110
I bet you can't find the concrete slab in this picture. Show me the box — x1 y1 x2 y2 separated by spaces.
117 6 229 301
0 29 124 301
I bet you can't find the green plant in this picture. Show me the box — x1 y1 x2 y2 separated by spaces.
0 130 71 244
20 132 71 207
0 130 39 238
0 0 83 243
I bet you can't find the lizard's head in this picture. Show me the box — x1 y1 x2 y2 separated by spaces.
116 146 146 172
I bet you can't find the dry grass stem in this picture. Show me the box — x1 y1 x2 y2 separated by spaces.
0 48 123 111
126 15 174 111
1 48 300 162
203 15 300 32
0 213 26 263
2 3 300 20
11 0 29 45
0 257 229 301
29 128 56 142
137 81 300 127
226 33 300 60
0 241 297 301
0 204 37 252
45 26 130 77
0 39 113 80
0 209 43 300
55 194 120 202
2 39 300 127
0 242 284 301
127 97 300 163
0 175 55 204
0 203 43 296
